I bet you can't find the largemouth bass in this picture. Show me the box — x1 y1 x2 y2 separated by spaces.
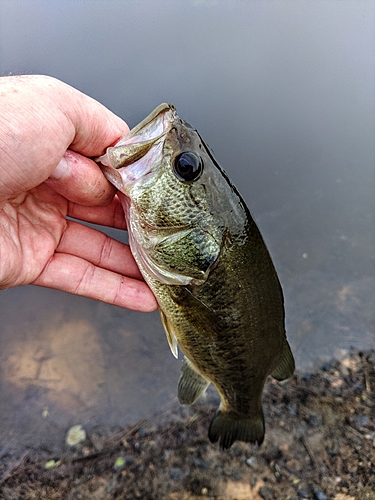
97 103 295 449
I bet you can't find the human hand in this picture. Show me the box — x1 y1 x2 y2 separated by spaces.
0 74 157 312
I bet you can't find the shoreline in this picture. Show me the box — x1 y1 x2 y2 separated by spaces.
1 349 374 500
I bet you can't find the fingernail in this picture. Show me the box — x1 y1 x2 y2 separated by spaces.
49 156 69 180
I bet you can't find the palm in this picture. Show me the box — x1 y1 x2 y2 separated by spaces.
0 181 157 311
0 184 67 288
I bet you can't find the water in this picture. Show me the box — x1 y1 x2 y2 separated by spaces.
0 1 374 455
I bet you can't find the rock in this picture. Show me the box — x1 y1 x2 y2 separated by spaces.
169 467 183 480
355 415 369 426
193 457 208 469
312 485 328 500
259 486 275 500
297 487 310 498
245 456 257 467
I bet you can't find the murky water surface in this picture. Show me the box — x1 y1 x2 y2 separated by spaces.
0 1 374 455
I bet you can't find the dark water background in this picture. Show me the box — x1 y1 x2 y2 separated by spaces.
0 1 374 454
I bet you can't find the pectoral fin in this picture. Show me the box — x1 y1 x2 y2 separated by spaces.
271 339 295 381
178 358 210 405
160 310 178 359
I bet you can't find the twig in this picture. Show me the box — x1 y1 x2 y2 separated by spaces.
346 423 365 440
301 437 316 468
0 452 29 485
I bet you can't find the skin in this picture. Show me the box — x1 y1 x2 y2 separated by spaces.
0 74 157 312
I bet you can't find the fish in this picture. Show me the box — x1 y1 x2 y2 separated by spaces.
97 103 295 449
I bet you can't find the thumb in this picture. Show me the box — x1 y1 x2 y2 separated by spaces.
46 150 117 206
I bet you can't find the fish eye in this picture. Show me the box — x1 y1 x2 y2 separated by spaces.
173 152 203 182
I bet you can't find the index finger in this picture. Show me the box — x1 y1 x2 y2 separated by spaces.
68 195 127 230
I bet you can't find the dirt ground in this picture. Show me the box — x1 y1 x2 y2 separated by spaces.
0 349 374 500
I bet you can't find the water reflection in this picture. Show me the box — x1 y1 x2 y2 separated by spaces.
0 286 179 454
0 0 373 455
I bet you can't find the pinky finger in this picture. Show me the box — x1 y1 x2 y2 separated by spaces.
33 252 158 313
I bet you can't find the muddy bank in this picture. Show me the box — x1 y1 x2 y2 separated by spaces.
0 349 374 500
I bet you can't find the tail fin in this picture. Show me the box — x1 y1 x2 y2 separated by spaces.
208 410 265 450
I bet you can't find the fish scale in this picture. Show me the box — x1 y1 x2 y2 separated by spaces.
97 103 295 449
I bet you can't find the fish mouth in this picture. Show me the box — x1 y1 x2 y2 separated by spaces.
96 103 177 191
97 103 176 169
122 103 176 144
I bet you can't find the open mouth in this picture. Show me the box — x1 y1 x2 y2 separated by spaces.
96 103 177 189
97 103 176 168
